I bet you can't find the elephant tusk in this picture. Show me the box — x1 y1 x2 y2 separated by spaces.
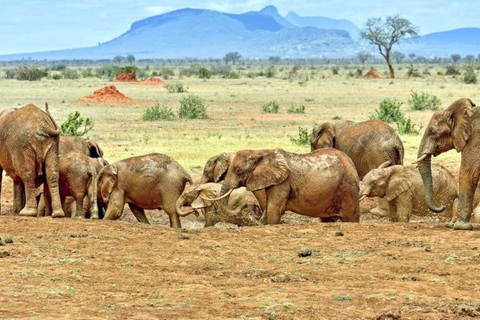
359 195 367 202
200 188 233 202
412 154 428 164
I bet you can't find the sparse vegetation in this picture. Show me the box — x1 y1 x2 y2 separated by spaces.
445 65 460 75
178 95 208 119
15 66 48 81
287 103 306 114
262 101 279 113
165 82 187 93
290 127 310 145
370 98 405 123
143 104 176 121
60 111 94 137
408 90 441 111
463 64 477 84
198 67 211 79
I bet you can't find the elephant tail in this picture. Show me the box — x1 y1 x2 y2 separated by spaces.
41 104 61 136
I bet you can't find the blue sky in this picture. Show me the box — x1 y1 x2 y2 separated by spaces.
1 0 479 54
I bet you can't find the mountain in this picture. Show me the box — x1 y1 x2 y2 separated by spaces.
0 6 357 60
285 12 361 40
400 28 480 56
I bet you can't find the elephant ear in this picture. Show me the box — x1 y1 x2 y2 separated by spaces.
446 98 474 152
193 184 218 208
88 140 104 158
385 168 413 201
247 150 290 192
100 165 117 203
317 123 336 148
213 153 229 182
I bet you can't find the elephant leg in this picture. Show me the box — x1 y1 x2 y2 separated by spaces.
265 187 289 225
43 183 53 216
339 186 360 223
163 202 181 228
60 197 70 218
128 203 149 224
204 209 216 227
394 196 412 223
88 176 99 219
37 193 46 217
370 198 390 217
0 167 2 214
454 169 477 230
13 180 25 215
19 173 38 217
253 190 267 214
103 190 125 220
73 194 86 219
44 151 64 218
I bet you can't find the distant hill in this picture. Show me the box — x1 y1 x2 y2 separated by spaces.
285 12 361 40
0 6 357 60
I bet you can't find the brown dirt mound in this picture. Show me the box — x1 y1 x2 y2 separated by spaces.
139 77 165 85
363 69 381 79
81 85 132 103
115 72 138 82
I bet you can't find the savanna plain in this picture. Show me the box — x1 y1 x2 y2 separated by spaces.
0 64 479 319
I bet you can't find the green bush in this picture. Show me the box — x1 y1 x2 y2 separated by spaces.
143 104 175 121
165 82 187 93
396 118 421 135
287 103 306 114
266 66 276 78
406 65 421 78
5 69 15 79
332 67 339 75
61 111 94 137
290 127 310 145
262 101 279 113
62 68 80 79
463 64 477 84
178 95 208 119
51 72 63 80
15 66 48 81
445 65 460 75
198 67 211 79
408 90 441 111
370 99 405 123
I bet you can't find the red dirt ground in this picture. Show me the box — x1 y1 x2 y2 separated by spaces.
115 73 138 83
0 174 479 319
139 77 165 85
364 69 382 79
81 85 133 104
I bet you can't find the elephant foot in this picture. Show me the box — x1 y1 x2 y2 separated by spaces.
453 220 473 231
52 210 65 218
91 215 99 220
19 207 38 217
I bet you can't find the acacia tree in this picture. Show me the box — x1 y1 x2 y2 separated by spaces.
356 51 372 64
361 16 419 78
392 51 406 64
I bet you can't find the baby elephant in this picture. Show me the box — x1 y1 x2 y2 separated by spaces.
360 164 457 222
176 182 263 227
97 153 192 228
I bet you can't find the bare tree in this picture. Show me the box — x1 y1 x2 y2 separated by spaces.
451 54 462 63
361 16 419 78
392 51 406 64
356 51 372 64
113 55 125 65
224 52 242 65
126 54 136 65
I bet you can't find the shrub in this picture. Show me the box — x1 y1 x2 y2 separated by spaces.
51 72 63 80
178 95 208 119
15 66 48 81
198 67 211 79
81 68 95 78
160 67 175 79
60 111 94 137
262 101 279 113
290 127 310 145
287 103 306 114
62 68 80 79
266 66 276 78
370 99 405 123
406 65 421 78
165 82 187 93
5 69 15 79
396 117 421 135
332 67 339 75
445 65 460 75
408 90 441 111
143 104 175 121
463 64 477 84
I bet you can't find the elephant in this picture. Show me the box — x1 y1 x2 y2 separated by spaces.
310 119 404 179
201 152 267 212
97 153 192 228
415 98 479 230
205 148 360 224
60 137 103 158
359 164 457 222
57 151 99 219
0 104 64 217
176 182 263 227
470 185 480 223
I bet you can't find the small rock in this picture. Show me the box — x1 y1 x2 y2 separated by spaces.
335 231 344 237
4 238 12 244
472 247 478 251
424 244 431 252
0 251 10 258
298 248 312 258
179 234 189 240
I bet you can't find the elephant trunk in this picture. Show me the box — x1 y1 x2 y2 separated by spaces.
175 197 194 217
417 154 446 213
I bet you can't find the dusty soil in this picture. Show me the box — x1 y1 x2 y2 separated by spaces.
81 85 133 104
1 191 480 319
139 77 165 85
115 73 138 83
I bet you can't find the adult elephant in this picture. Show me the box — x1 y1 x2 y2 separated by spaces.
205 148 360 224
415 98 478 230
97 153 192 228
0 104 64 217
310 119 404 179
60 137 103 157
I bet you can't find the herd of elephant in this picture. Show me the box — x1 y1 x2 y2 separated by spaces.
1 98 480 230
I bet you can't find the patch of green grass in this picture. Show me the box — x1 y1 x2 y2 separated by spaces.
287 103 306 114
334 295 353 301
142 104 175 121
262 101 279 113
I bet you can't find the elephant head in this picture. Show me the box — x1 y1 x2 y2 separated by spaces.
97 164 118 205
200 153 232 184
175 182 199 217
360 165 413 202
88 140 104 158
310 122 336 151
415 98 475 212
